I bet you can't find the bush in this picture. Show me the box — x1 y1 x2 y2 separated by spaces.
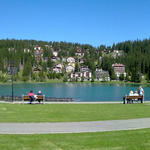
63 76 68 82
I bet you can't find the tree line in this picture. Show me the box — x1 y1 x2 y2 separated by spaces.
0 38 150 83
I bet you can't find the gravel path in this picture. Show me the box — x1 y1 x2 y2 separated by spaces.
0 118 150 134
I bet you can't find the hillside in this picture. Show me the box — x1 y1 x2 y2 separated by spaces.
0 39 150 83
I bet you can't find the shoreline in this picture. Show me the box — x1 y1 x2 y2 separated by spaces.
0 80 150 86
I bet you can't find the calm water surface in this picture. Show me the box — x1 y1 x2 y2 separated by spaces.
0 83 150 102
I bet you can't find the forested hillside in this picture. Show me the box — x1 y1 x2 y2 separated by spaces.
0 39 150 83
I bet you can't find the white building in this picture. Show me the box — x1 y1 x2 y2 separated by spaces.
34 46 42 50
55 64 63 69
95 69 110 81
66 65 75 73
24 48 30 53
70 72 83 81
67 57 75 63
52 67 62 73
53 51 58 57
83 71 92 79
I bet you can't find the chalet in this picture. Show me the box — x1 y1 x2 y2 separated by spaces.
70 71 92 81
55 64 63 69
51 56 57 62
52 67 62 73
80 66 90 72
75 47 84 57
113 50 122 58
95 69 110 81
83 71 92 80
68 62 75 68
33 67 41 73
112 63 126 77
79 58 84 64
66 65 75 73
34 46 42 50
67 57 75 63
34 46 43 61
70 72 83 81
62 58 67 62
8 48 15 52
52 51 58 57
24 48 30 53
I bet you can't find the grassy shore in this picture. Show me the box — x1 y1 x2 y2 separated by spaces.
0 79 150 85
0 103 150 122
0 128 150 150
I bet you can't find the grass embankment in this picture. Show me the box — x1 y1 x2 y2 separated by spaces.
0 103 150 122
0 79 150 85
0 128 150 150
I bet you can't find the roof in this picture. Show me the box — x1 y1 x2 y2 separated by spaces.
112 63 125 67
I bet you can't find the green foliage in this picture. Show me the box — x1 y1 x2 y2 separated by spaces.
75 62 80 72
22 76 29 82
81 76 84 82
0 74 8 82
63 76 68 82
1 39 150 83
91 76 95 82
22 61 32 77
119 74 124 81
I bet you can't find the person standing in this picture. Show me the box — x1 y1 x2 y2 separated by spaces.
138 86 144 103
138 86 144 96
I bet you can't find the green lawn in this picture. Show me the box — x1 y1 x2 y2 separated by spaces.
0 128 150 150
0 103 150 122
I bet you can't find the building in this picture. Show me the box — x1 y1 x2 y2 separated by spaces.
55 64 63 69
66 65 75 73
68 62 75 68
52 67 62 73
95 69 110 81
51 56 57 62
83 71 92 80
24 48 30 53
80 66 90 72
112 63 126 77
75 47 84 57
34 46 43 60
62 58 67 62
70 71 92 81
79 58 84 64
113 50 123 59
67 57 75 63
52 51 58 57
33 67 41 73
70 72 83 81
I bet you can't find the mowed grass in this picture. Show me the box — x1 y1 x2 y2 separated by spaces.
0 128 150 150
0 103 150 122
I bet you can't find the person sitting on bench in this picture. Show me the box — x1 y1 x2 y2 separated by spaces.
28 90 35 104
37 90 43 103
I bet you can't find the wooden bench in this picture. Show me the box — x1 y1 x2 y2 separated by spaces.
123 95 143 104
22 95 45 104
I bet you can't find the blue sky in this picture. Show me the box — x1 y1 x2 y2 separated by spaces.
0 0 150 47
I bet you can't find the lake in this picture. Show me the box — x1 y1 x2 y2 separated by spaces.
0 83 149 102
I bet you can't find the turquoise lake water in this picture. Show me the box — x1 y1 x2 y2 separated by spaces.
0 83 149 102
